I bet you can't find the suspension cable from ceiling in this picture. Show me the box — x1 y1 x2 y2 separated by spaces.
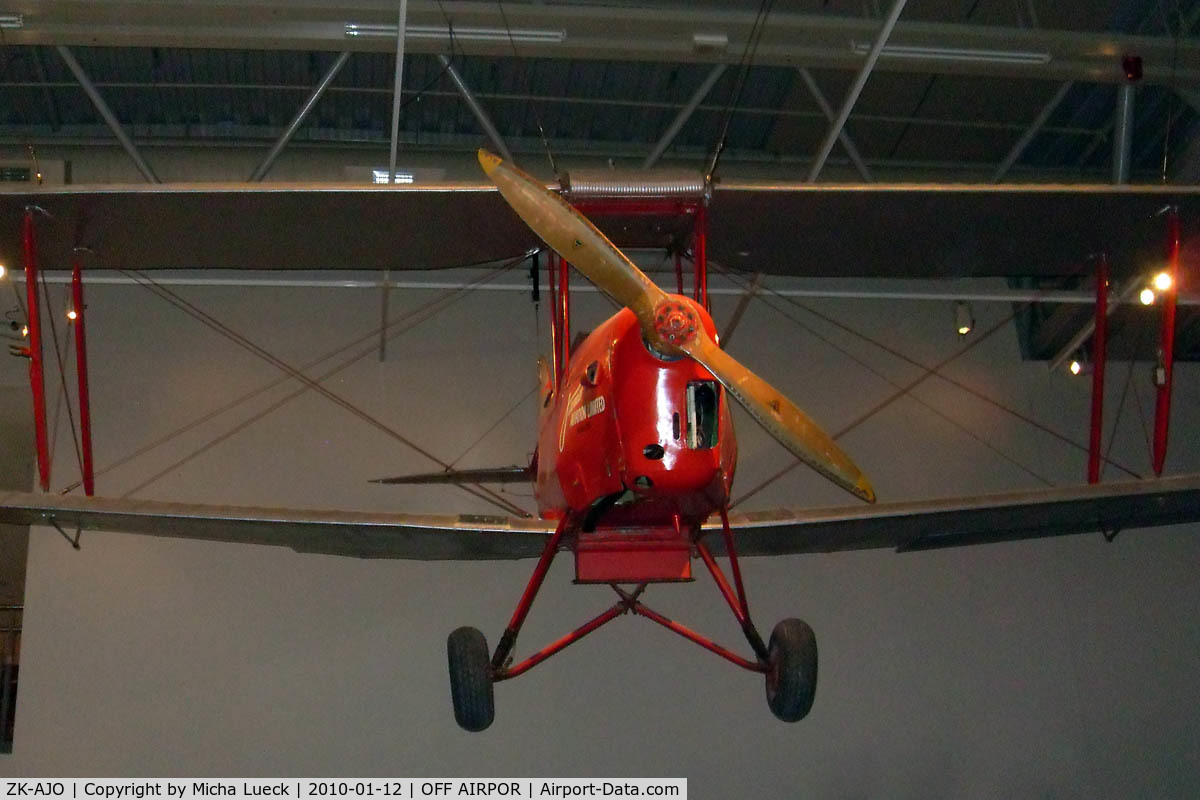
497 0 558 174
704 0 775 182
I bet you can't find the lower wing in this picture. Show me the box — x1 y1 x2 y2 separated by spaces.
1 474 1197 560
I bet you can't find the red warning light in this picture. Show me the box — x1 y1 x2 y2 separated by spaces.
1122 54 1143 82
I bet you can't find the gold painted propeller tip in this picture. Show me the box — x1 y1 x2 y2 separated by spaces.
477 148 502 174
855 479 877 504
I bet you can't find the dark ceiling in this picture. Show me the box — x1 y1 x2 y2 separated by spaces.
0 0 1196 181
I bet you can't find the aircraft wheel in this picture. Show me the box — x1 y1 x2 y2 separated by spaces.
447 626 495 732
765 618 818 723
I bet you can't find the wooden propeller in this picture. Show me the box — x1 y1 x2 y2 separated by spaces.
479 149 875 503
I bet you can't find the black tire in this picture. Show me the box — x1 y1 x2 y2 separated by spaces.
765 618 818 722
447 626 495 732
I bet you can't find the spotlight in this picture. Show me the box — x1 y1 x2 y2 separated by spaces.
1140 287 1156 305
0 263 6 279
66 309 78 321
1152 271 1173 292
1069 359 1082 376
20 324 28 338
955 301 974 336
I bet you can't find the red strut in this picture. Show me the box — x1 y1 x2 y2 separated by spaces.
1087 255 1109 484
22 210 50 492
558 253 571 378
71 260 96 496
694 204 709 311
1152 209 1180 475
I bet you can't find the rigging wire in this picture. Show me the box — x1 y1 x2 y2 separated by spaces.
448 385 538 469
59 255 534 494
741 282 1055 487
38 273 85 483
727 266 1141 477
111 260 532 517
1102 324 1149 480
118 268 529 516
717 266 1141 508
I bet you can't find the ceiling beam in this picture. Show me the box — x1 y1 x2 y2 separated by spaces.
7 2 1198 86
249 50 350 181
438 54 513 164
54 45 159 183
796 67 872 182
0 80 1102 138
387 0 408 184
643 63 726 169
808 0 906 182
992 81 1073 182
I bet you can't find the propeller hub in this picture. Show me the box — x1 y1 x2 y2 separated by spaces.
653 301 699 346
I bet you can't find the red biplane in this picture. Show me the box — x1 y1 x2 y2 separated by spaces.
1 151 1199 732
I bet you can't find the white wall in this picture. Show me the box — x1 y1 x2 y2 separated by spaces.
0 269 1197 794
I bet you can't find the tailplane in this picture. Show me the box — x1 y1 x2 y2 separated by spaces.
371 465 533 485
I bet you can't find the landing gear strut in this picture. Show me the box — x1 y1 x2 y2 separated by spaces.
446 510 821 730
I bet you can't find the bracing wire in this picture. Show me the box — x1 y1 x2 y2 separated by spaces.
101 259 533 516
714 265 1142 507
119 265 531 516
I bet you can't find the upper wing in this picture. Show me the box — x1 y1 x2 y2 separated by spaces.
2 474 1197 561
2 182 1197 278
709 473 1200 556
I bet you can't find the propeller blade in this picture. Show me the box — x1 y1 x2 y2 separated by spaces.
681 332 876 503
478 148 874 503
478 149 667 326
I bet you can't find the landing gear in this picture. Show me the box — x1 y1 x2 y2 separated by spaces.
765 618 818 722
447 627 494 732
447 511 822 730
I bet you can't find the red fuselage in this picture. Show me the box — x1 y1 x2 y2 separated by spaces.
535 298 736 529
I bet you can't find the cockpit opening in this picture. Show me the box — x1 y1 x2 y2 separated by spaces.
686 381 719 449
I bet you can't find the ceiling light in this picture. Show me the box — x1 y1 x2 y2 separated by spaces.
1140 287 1156 305
345 23 566 45
1152 271 1173 292
20 324 28 338
372 169 414 184
693 33 728 51
0 14 22 30
1069 359 1082 376
66 309 78 321
850 42 1051 66
955 301 974 336
0 263 6 279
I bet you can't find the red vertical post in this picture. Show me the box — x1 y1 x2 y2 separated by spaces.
1152 208 1180 475
558 252 571 378
22 210 50 492
694 204 709 311
546 252 559 387
71 260 95 496
1087 255 1109 484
